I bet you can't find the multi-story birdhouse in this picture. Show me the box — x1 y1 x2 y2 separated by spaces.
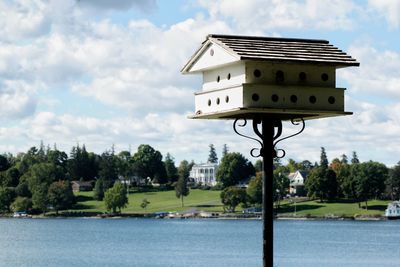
181 34 359 120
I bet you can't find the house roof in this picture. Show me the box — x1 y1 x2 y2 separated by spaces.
182 34 359 73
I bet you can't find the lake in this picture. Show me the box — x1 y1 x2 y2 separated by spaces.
0 218 399 267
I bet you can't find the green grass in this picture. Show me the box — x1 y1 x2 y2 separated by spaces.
277 199 391 217
71 189 224 214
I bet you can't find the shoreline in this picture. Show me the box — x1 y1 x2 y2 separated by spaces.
1 212 388 221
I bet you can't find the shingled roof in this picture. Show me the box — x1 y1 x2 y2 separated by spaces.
182 34 359 73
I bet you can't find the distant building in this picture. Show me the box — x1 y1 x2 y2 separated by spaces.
71 181 93 192
288 171 307 196
189 162 218 186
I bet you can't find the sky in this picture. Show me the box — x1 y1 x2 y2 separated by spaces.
0 0 400 166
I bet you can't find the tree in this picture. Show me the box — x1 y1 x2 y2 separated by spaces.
222 144 228 158
320 147 328 168
116 151 133 182
254 160 262 173
208 144 218 163
93 179 104 201
305 167 337 202
140 198 150 212
220 186 247 212
132 144 166 183
351 151 360 164
104 181 128 213
3 167 20 187
0 155 10 172
217 152 255 188
98 150 119 190
32 185 48 214
177 160 190 182
47 181 75 215
386 162 400 200
164 153 178 184
352 161 388 209
10 197 32 213
273 171 290 207
247 174 262 204
0 187 14 213
175 175 190 207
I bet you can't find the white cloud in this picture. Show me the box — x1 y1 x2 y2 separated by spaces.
340 44 400 99
197 0 359 31
369 0 400 29
76 0 157 12
0 80 38 119
0 0 51 42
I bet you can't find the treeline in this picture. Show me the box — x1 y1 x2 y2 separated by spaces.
0 143 194 215
267 147 400 209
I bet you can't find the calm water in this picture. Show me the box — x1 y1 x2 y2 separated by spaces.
0 218 400 267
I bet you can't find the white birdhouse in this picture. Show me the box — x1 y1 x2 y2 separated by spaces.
181 34 359 120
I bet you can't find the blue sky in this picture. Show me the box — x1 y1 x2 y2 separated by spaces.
0 0 400 166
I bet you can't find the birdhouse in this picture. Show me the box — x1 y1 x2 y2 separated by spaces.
181 34 359 120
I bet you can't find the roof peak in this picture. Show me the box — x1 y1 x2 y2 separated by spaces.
208 34 329 44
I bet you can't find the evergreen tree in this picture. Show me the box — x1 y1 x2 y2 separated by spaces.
164 153 178 184
351 151 360 164
208 144 218 163
222 144 228 158
320 147 328 168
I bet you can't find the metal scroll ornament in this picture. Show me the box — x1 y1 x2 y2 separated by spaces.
233 118 305 159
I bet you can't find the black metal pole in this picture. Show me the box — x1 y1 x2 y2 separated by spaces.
262 119 274 267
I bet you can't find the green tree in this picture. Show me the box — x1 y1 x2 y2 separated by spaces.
352 161 388 209
104 181 128 213
305 167 337 202
208 144 218 163
247 174 262 204
93 179 105 201
47 180 75 215
140 198 150 212
351 151 360 164
216 152 255 188
320 147 329 168
254 160 262 173
177 160 190 182
32 185 48 214
222 144 228 158
273 171 290 207
3 166 20 187
175 174 190 207
0 187 14 213
98 150 119 190
0 154 10 172
164 153 178 184
386 162 400 200
11 197 32 213
220 186 247 212
132 144 166 184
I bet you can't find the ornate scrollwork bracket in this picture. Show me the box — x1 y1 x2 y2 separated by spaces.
233 118 305 159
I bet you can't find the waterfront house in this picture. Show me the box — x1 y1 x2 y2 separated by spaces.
288 171 307 196
189 162 218 186
71 181 93 192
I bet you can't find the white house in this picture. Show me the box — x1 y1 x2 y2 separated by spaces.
189 162 218 186
288 170 308 196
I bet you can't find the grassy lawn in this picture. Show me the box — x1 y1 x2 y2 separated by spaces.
71 189 224 214
69 189 390 217
276 199 391 217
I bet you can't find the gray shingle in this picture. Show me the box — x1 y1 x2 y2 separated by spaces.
209 34 359 67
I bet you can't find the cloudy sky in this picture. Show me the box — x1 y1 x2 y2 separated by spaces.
0 0 399 166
